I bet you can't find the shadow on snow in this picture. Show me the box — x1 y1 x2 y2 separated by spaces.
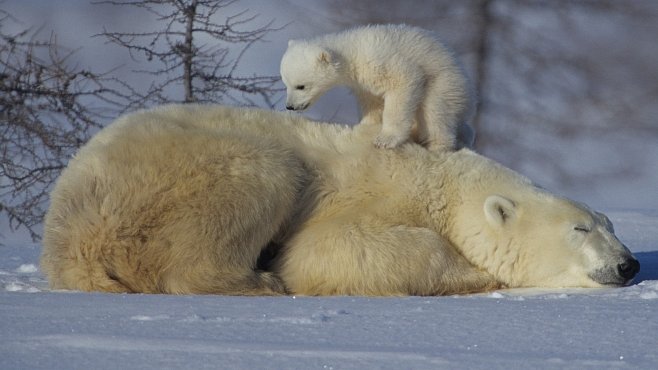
634 251 658 282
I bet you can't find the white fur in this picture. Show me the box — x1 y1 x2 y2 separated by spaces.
280 24 474 151
40 105 638 296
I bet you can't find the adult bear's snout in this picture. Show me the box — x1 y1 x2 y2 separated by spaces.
617 258 640 280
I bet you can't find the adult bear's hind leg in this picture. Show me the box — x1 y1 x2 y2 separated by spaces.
155 132 306 295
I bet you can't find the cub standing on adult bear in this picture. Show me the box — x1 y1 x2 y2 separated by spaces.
280 24 473 151
40 105 639 296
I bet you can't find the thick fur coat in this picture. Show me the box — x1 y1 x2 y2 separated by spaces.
40 105 638 295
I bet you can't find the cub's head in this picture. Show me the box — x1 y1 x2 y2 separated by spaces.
280 40 341 111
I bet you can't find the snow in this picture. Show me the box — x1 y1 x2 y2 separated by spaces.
1 211 657 369
0 1 657 367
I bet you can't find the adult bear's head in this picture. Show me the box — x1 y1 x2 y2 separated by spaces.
443 150 639 289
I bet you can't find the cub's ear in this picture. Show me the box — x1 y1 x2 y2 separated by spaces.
484 195 516 227
288 39 296 47
317 49 332 64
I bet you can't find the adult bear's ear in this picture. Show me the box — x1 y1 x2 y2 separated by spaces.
484 195 516 228
288 39 296 47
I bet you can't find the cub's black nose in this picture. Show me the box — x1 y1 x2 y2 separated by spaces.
617 258 640 280
286 105 294 110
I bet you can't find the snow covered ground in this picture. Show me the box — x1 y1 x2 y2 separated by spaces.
1 210 657 369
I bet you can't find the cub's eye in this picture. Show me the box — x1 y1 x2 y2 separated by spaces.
295 85 305 90
574 226 591 233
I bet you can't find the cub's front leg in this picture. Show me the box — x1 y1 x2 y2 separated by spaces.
355 90 384 126
373 67 424 149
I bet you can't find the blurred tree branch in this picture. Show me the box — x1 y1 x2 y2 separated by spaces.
95 0 284 109
1 9 132 241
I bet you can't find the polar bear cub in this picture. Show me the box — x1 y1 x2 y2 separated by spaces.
280 24 473 151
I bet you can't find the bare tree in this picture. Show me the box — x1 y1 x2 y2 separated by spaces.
96 0 283 109
1 9 130 241
470 0 658 187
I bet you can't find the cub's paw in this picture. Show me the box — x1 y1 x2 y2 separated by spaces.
373 132 407 149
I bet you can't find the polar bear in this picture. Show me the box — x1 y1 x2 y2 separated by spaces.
280 24 473 151
40 105 639 295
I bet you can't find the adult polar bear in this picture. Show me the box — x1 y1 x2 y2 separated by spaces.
40 104 639 295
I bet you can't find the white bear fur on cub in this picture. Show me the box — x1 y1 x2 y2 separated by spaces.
280 24 473 151
40 104 639 295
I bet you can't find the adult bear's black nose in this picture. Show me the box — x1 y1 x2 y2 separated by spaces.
617 258 640 280
286 105 294 110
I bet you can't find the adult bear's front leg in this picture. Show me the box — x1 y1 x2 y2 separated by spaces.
274 216 500 296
